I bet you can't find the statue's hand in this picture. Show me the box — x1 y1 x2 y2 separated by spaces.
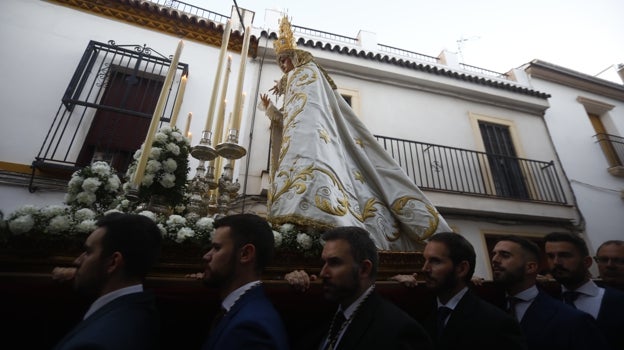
260 93 271 109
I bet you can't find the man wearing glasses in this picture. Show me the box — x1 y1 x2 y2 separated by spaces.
594 240 624 291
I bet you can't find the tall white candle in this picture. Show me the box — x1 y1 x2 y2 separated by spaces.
231 92 246 131
169 74 187 127
133 39 184 186
205 20 232 133
231 26 251 134
184 112 192 136
212 57 232 146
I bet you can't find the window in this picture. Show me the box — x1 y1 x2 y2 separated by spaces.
33 40 187 178
578 97 623 176
337 87 360 115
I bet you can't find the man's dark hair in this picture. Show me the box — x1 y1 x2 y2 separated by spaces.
213 214 275 272
321 226 379 280
498 235 541 262
97 213 162 279
544 232 589 256
428 232 476 281
596 240 624 254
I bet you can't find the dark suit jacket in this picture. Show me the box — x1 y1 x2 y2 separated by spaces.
201 285 290 350
424 290 527 350
53 291 160 350
521 291 610 350
296 291 433 350
596 287 624 350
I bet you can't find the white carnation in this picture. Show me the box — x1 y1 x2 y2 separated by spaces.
175 227 195 243
8 214 35 234
273 230 283 247
81 177 102 193
296 233 313 250
159 173 176 188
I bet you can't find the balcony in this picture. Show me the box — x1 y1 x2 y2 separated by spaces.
374 135 567 204
594 133 624 177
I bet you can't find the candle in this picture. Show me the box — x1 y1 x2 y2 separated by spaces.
231 92 246 131
187 132 192 144
184 112 192 136
212 56 232 145
231 26 251 135
213 100 227 147
133 39 184 186
205 20 232 133
169 73 187 127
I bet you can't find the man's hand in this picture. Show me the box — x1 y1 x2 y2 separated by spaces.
284 270 317 292
185 272 204 280
389 273 419 287
51 267 77 281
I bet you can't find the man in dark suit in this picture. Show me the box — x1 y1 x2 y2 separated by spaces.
594 239 624 291
53 213 162 350
201 213 289 350
491 235 609 349
421 232 527 350
285 226 433 350
545 232 624 350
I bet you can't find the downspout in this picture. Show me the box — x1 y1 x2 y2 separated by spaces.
240 32 271 212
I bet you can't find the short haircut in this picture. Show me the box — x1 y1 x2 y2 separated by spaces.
428 232 476 281
322 226 379 280
497 235 541 262
213 214 275 272
96 213 162 279
544 232 589 256
596 240 624 254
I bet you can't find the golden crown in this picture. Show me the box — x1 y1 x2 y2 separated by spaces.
273 15 296 54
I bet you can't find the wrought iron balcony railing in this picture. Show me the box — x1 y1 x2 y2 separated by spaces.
374 135 567 204
594 133 624 167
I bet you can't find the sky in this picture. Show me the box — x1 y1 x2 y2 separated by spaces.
188 0 623 83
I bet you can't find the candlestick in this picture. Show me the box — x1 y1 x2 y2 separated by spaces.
205 20 232 133
184 112 192 136
170 73 187 127
231 26 251 135
133 39 184 186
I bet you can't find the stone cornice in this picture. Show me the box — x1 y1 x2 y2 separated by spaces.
46 0 258 57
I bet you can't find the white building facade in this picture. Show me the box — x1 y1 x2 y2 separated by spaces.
0 0 597 279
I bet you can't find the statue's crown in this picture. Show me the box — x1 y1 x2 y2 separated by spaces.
273 15 296 54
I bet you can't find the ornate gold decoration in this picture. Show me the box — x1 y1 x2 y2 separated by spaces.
274 15 297 54
319 129 330 144
354 170 365 184
354 138 365 148
389 197 441 241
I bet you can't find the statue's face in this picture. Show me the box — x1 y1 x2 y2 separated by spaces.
278 54 294 73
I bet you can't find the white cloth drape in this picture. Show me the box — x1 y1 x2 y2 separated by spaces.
264 59 451 251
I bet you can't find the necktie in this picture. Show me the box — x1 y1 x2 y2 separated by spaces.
506 297 520 319
325 311 347 350
437 306 453 338
562 291 580 308
209 307 227 332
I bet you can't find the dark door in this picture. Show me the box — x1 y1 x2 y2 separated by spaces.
479 121 529 199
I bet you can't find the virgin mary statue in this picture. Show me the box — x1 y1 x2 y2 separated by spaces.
259 16 451 251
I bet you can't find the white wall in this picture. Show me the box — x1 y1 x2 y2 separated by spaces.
530 77 624 253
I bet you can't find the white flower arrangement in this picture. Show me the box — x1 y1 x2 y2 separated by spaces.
123 126 191 207
65 161 122 213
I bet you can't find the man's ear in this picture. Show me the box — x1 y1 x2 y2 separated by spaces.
240 243 256 264
107 251 124 274
455 260 470 280
525 261 539 275
359 259 373 279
